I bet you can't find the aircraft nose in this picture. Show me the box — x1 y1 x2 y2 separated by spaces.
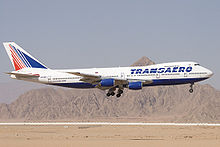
207 69 214 77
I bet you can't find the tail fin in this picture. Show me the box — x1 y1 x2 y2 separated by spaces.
3 42 47 71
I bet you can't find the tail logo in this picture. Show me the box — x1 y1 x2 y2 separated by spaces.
8 44 46 70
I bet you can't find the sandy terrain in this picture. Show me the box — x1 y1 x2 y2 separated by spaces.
0 125 220 147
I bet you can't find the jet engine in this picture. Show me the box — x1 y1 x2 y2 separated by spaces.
128 81 142 90
100 79 115 87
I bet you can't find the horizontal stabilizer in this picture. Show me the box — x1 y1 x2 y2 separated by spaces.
6 72 40 78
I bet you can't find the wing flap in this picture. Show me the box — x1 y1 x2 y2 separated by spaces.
67 72 101 83
67 72 101 78
127 79 153 84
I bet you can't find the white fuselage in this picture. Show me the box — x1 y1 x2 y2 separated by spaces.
12 61 213 89
4 42 213 97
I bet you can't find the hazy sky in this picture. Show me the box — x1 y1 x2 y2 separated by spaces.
0 0 219 89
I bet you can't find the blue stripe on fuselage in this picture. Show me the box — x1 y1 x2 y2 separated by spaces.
48 78 208 89
144 77 208 86
49 82 95 88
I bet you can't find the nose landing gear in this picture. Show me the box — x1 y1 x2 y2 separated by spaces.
189 83 194 93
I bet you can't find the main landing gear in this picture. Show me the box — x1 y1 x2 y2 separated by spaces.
189 83 194 93
106 87 116 97
106 91 115 97
106 88 123 98
116 89 123 98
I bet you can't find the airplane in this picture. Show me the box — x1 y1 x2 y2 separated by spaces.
3 42 213 98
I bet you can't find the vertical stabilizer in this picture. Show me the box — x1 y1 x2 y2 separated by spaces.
3 42 47 71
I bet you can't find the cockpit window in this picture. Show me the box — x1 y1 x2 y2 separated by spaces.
194 64 200 66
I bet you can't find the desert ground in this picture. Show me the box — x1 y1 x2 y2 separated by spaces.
0 124 220 147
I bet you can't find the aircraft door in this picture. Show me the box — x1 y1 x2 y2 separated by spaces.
48 76 52 83
121 72 125 79
184 65 191 77
156 73 160 79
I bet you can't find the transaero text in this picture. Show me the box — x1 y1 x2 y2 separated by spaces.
131 67 192 74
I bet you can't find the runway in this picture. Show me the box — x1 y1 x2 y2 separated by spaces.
1 122 220 147
1 122 220 126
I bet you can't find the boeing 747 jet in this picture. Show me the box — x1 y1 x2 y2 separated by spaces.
3 42 213 97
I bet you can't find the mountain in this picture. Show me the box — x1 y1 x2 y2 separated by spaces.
0 57 219 123
131 56 155 66
0 81 46 104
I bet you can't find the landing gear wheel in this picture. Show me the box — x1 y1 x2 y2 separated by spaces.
116 93 121 98
111 92 115 96
106 93 111 97
118 89 123 94
189 89 193 93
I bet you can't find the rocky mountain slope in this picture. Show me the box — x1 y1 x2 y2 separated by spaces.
0 82 45 104
131 56 155 66
0 57 219 122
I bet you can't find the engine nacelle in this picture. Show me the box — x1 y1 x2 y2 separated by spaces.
128 82 142 90
100 79 115 87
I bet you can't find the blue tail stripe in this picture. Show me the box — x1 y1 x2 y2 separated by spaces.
22 51 47 69
15 47 30 67
11 46 29 67
17 49 31 67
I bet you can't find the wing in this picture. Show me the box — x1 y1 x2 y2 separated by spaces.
67 72 101 84
67 72 128 84
127 79 152 85
67 72 152 89
68 72 101 79
6 72 40 78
